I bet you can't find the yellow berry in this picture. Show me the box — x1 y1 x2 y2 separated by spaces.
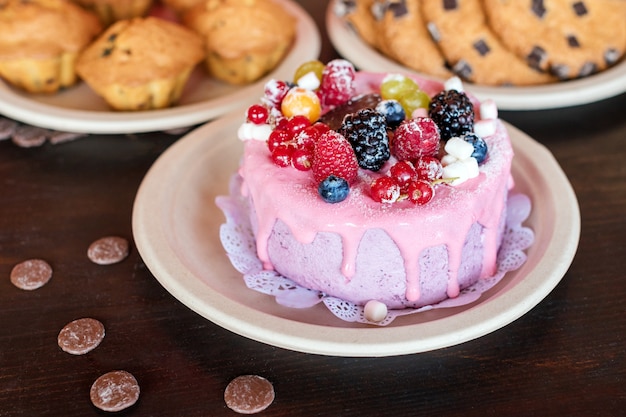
398 89 430 115
281 87 321 123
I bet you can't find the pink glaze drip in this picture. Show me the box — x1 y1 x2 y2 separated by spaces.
238 72 514 305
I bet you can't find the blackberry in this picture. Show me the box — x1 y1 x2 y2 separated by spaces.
428 90 474 140
338 108 390 171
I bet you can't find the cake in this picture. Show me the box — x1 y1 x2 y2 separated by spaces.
226 59 515 314
182 0 296 85
70 0 154 26
76 16 204 110
0 0 102 94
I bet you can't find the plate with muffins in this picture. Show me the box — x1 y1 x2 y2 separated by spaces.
0 0 320 133
327 0 626 110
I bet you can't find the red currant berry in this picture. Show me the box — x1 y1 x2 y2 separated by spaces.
267 129 291 153
292 148 313 171
407 179 435 205
271 144 294 167
246 104 269 125
370 176 401 204
414 156 443 181
389 161 417 192
286 115 311 135
264 79 291 108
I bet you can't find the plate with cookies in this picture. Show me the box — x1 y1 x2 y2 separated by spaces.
0 0 320 134
327 0 626 110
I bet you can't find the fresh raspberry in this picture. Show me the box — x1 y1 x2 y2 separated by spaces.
319 59 356 107
312 131 358 183
392 117 441 161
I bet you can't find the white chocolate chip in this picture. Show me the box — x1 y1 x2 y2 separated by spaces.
474 119 497 137
364 300 388 322
445 137 474 160
444 76 464 92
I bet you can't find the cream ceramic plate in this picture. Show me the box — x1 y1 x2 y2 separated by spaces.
132 111 580 357
326 0 626 110
0 0 319 134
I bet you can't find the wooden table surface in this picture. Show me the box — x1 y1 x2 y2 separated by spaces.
1 1 625 416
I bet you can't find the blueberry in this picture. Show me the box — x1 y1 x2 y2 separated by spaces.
318 175 350 203
375 99 406 129
463 133 488 164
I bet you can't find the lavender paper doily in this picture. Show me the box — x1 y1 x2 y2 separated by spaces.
216 175 534 326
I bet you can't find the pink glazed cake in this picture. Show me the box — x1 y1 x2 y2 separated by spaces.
230 60 514 312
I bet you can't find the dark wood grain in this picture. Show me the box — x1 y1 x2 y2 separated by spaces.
1 2 625 416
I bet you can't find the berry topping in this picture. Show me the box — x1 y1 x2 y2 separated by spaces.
318 93 382 131
267 129 291 152
285 115 311 135
407 179 435 205
271 143 294 167
389 161 417 192
292 148 313 171
380 74 420 100
318 175 350 203
312 130 359 184
375 100 406 129
462 133 488 164
429 90 475 141
281 87 322 123
246 104 269 125
263 79 291 108
319 59 356 107
338 108 390 171
294 60 325 89
414 155 443 181
370 176 401 204
392 117 441 162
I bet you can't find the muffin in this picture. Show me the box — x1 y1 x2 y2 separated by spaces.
0 0 102 94
70 0 154 26
76 17 204 111
159 0 204 16
183 0 296 85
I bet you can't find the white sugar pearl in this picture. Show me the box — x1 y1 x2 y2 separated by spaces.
364 300 388 322
479 99 498 120
297 71 321 90
445 137 474 160
474 119 497 137
444 76 464 92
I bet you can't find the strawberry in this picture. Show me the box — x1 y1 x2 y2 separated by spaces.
392 117 441 162
312 131 358 184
